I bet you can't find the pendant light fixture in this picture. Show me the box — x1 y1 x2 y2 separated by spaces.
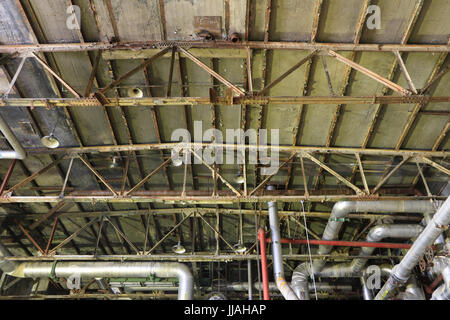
172 241 186 254
233 205 247 254
41 111 62 149
127 87 143 98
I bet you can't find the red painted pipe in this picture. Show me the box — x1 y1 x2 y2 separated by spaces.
425 274 443 294
258 229 270 300
0 159 16 196
266 238 412 249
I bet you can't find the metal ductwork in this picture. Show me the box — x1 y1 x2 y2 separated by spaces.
315 224 423 278
395 276 426 300
291 200 436 300
0 112 26 159
3 260 193 300
375 197 450 300
267 185 298 300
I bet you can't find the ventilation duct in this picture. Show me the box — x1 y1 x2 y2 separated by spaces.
375 197 450 299
291 200 436 300
267 185 298 300
0 247 194 300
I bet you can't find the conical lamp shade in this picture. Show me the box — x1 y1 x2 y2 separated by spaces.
127 87 143 98
172 242 186 254
233 242 247 253
41 134 60 149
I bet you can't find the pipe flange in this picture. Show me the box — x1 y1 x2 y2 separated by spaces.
425 247 434 264
419 258 427 273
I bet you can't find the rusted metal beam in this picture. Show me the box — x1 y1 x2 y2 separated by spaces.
120 151 131 195
259 50 317 95
158 0 167 41
14 219 44 254
59 157 74 198
1 41 450 54
420 63 450 94
48 218 100 255
84 50 102 97
310 0 324 42
104 217 140 254
246 47 253 94
2 95 447 108
355 153 370 194
395 53 448 150
263 0 272 43
190 148 242 197
31 52 81 98
146 212 193 255
302 152 365 195
178 47 245 96
0 159 16 196
249 153 296 196
26 142 450 158
29 201 71 231
371 157 410 194
4 156 65 195
97 47 171 96
196 212 237 252
2 194 443 205
78 155 118 196
11 202 422 221
105 0 120 40
393 50 417 94
420 157 450 176
125 157 173 196
166 47 176 97
328 50 410 95
44 217 59 255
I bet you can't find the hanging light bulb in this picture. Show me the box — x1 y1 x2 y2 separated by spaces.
110 156 120 168
41 134 60 149
233 206 246 253
172 241 186 254
127 87 143 98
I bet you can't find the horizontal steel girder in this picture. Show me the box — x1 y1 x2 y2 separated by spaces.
0 195 445 204
1 96 448 107
0 253 404 262
25 142 450 158
0 41 449 54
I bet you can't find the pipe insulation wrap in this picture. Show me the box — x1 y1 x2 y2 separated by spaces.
375 196 450 300
8 261 194 300
267 185 298 300
292 200 436 300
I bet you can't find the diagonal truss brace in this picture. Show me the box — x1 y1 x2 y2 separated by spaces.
302 151 365 195
328 49 411 96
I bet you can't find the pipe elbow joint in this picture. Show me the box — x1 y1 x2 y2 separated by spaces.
367 225 388 242
331 201 355 218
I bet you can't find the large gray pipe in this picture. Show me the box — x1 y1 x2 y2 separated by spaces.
375 197 450 300
6 261 194 300
0 113 26 159
292 200 435 300
267 185 298 300
431 263 450 300
316 224 423 278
